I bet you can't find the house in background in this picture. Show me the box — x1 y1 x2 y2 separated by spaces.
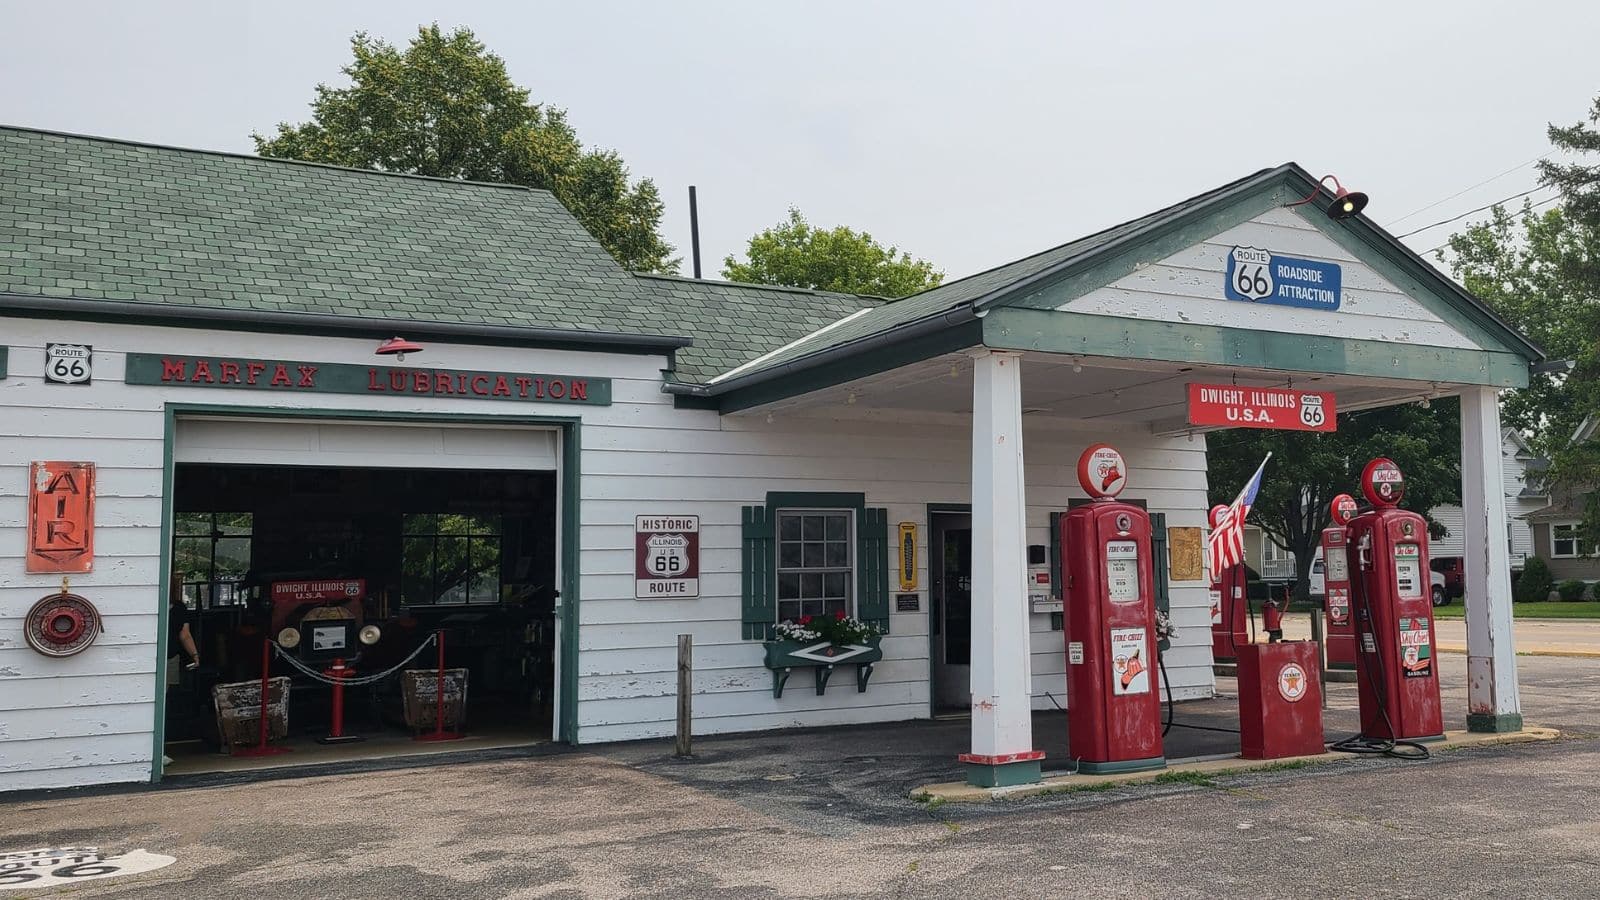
1241 428 1546 589
1527 416 1600 586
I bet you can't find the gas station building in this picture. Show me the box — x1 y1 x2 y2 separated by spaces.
0 126 1542 792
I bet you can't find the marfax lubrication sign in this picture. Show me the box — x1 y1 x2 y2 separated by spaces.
635 516 700 599
1225 246 1342 311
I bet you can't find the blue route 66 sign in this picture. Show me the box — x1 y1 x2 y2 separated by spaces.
1224 246 1342 311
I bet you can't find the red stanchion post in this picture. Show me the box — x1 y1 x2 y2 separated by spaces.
234 637 291 757
417 630 463 742
318 656 363 744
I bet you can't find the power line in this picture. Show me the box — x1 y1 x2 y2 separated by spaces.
1387 153 1548 226
1420 194 1562 258
1394 185 1555 239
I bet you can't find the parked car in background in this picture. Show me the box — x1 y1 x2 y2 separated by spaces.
1431 556 1466 599
1306 556 1448 607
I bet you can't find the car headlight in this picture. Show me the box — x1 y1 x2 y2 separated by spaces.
277 626 301 649
358 624 382 646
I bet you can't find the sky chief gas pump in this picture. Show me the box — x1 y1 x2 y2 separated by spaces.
1062 444 1166 774
1321 493 1358 669
1345 458 1444 744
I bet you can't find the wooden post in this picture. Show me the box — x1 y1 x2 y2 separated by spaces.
675 634 693 757
1460 386 1522 732
1310 595 1328 710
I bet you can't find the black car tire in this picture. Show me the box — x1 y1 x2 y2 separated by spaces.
1432 585 1448 607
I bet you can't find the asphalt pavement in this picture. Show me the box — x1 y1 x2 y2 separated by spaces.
3 653 1598 899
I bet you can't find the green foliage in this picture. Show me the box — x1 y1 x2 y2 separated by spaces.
253 25 675 273
1516 557 1555 603
722 208 943 298
1207 402 1462 602
1558 579 1589 602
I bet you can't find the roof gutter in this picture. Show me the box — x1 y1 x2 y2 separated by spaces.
664 305 980 398
0 292 693 355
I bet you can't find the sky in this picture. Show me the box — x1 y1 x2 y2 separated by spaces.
1 1 1595 281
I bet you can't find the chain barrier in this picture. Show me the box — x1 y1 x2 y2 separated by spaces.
270 631 439 688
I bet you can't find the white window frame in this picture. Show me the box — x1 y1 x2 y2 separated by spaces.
774 507 856 623
1550 521 1595 559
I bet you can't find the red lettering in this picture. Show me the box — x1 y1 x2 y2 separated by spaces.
298 366 317 387
45 472 79 495
412 372 432 393
471 375 489 396
491 375 512 397
434 372 454 394
390 371 407 391
548 379 566 399
246 363 266 385
514 376 532 398
45 520 79 547
191 360 214 383
457 374 469 394
569 380 587 401
219 362 242 384
160 359 187 382
533 378 545 398
368 368 384 391
269 364 292 387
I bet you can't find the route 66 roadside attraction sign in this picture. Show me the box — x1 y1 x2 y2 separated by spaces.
635 515 700 599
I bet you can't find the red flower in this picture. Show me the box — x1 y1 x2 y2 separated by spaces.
835 610 847 620
798 615 813 625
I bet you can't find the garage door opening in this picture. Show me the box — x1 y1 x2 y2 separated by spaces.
161 463 559 773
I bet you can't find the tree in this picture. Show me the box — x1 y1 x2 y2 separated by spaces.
722 208 943 297
1207 403 1462 603
253 25 676 273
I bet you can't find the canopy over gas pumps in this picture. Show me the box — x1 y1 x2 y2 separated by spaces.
675 162 1544 787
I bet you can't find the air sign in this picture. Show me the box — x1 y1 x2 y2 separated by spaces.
1187 383 1336 432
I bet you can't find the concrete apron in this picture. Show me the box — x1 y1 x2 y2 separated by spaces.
912 726 1560 803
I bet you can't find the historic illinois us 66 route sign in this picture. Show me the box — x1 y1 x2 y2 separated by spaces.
635 515 700 599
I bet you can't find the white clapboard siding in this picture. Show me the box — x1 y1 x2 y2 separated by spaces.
1063 206 1482 351
2 314 1217 790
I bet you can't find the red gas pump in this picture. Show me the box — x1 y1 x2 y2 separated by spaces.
1207 505 1250 664
1346 458 1444 743
1062 444 1165 774
1321 493 1358 669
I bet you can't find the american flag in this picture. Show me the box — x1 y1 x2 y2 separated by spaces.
1208 454 1271 574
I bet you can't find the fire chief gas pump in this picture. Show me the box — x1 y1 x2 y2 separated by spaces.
1321 493 1358 669
1062 444 1165 774
1208 504 1249 664
1343 458 1444 748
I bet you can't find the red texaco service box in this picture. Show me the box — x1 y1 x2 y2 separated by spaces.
635 515 700 599
1187 383 1336 432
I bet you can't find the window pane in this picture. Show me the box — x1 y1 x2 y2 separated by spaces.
434 535 469 603
802 573 824 599
825 541 849 567
468 537 501 603
469 514 501 536
172 538 210 582
802 542 824 568
823 598 848 619
780 542 802 568
402 537 435 605
175 513 211 536
824 572 848 599
779 514 801 541
213 537 251 579
825 514 848 541
802 515 824 540
215 512 252 535
778 600 802 623
404 513 436 535
777 573 801 601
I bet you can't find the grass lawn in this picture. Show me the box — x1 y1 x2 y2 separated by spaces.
1433 601 1600 619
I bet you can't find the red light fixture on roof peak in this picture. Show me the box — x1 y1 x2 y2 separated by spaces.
1286 174 1368 220
375 337 423 362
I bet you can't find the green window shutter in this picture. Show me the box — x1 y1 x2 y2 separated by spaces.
1151 512 1170 615
857 507 891 633
1049 511 1064 601
741 505 775 640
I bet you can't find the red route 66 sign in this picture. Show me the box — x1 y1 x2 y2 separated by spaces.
635 516 700 599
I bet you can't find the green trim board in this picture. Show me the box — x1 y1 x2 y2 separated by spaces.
149 404 584 781
0 345 7 379
1075 755 1167 775
964 758 1043 788
126 353 611 406
1467 712 1524 734
982 308 1530 388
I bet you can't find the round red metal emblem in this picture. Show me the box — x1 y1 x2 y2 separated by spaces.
1330 492 1358 525
1360 457 1405 508
1077 443 1127 499
1277 662 1309 702
24 593 102 657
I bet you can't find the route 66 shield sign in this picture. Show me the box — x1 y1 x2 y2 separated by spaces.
635 516 700 599
1226 247 1275 302
44 344 93 385
1298 394 1327 429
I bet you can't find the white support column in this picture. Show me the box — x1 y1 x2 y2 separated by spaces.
1459 386 1523 732
961 349 1043 787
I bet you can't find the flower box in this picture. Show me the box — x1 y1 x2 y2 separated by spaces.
762 635 884 699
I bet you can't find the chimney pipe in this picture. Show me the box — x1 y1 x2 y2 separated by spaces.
688 185 702 279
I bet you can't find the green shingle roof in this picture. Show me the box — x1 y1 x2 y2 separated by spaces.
637 274 882 382
0 126 671 336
